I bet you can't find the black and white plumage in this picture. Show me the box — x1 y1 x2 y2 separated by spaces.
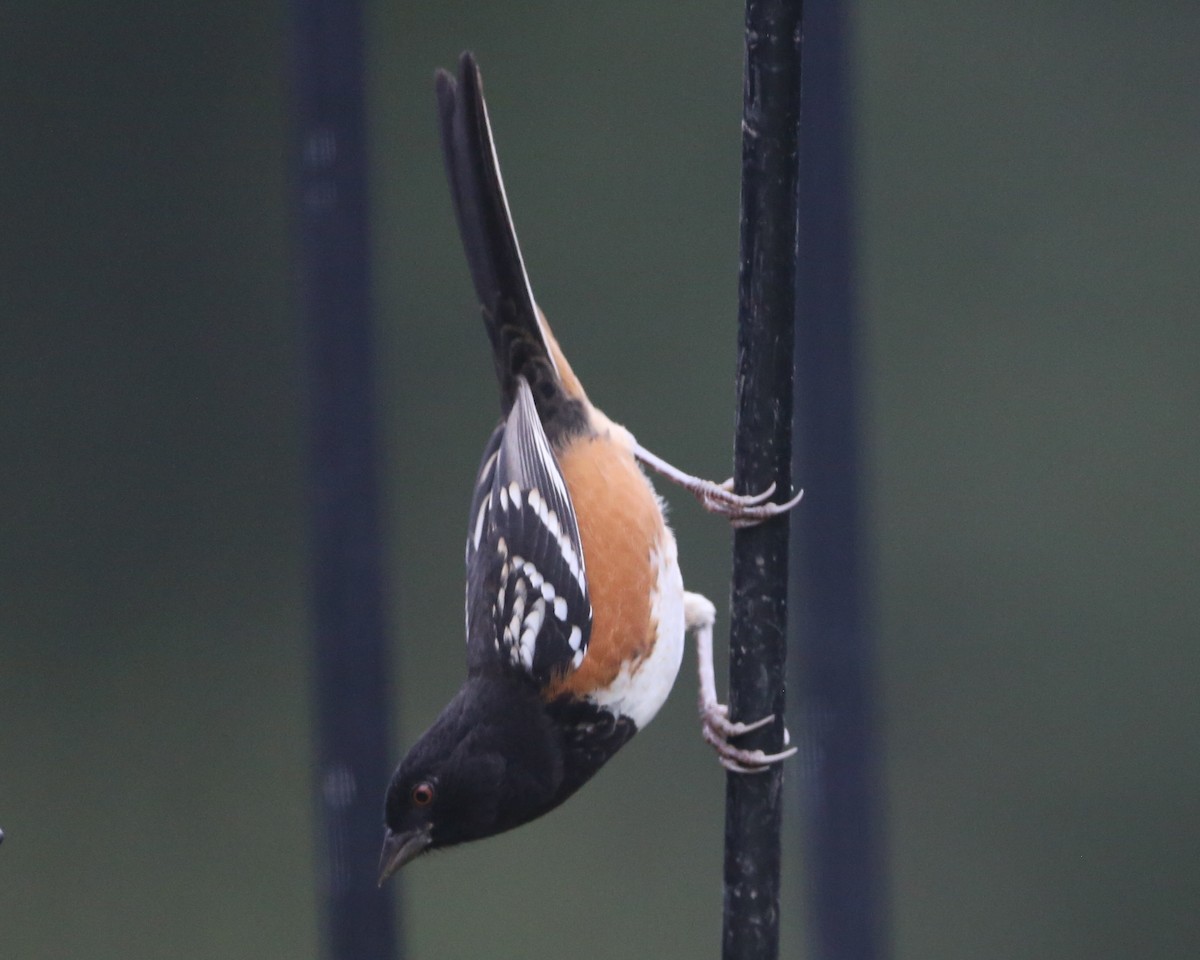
468 377 591 685
378 52 800 884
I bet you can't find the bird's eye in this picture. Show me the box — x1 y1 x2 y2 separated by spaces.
411 782 435 806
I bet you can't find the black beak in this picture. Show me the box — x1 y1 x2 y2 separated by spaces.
377 825 433 885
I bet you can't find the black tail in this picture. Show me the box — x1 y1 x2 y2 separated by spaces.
436 52 565 418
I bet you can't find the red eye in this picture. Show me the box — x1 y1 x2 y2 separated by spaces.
411 782 435 806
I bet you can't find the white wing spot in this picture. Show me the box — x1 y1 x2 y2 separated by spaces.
520 477 586 590
472 500 488 550
508 482 523 510
523 561 544 590
554 596 568 621
542 505 560 539
563 547 582 588
528 598 545 634
518 597 546 669
476 449 499 489
524 392 570 505
568 625 583 651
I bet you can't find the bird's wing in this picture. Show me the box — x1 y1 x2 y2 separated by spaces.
466 378 592 685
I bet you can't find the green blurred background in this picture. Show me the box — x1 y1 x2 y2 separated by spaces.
2 1 1197 958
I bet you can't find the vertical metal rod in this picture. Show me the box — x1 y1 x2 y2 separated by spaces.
723 2 805 959
291 1 400 957
792 1 889 958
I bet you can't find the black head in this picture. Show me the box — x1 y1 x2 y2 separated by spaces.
377 674 562 883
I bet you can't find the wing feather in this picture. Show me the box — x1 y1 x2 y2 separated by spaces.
466 379 591 685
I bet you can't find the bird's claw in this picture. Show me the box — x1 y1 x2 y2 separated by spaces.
630 446 802 527
696 481 803 528
700 703 798 774
702 702 774 738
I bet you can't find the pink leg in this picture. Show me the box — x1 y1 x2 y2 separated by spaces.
686 592 797 773
633 444 803 528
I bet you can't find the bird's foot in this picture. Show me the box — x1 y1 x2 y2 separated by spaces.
697 479 804 528
632 445 802 528
700 702 797 774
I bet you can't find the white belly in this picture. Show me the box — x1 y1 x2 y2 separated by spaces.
587 526 685 729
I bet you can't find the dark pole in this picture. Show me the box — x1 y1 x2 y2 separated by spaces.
791 1 888 958
723 2 804 959
292 2 399 958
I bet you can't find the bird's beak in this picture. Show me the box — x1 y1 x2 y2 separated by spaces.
377 825 433 885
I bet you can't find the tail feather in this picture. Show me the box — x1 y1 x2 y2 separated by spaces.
436 52 585 438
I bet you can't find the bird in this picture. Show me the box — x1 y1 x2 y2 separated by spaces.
378 52 801 884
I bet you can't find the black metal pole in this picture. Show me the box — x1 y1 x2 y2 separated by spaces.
292 2 399 958
723 2 804 959
791 1 888 958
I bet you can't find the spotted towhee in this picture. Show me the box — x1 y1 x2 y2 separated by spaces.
378 53 801 883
